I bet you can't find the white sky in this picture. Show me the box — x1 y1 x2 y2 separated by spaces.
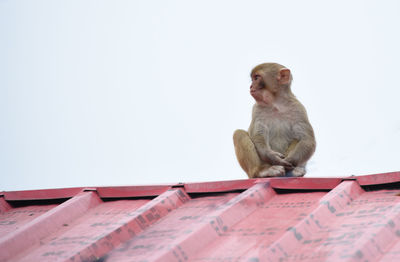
1 0 400 191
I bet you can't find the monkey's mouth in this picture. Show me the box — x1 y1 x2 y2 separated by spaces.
250 88 262 94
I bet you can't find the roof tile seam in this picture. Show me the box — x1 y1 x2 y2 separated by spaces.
0 196 12 214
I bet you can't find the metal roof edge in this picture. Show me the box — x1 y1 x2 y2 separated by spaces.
354 171 400 185
3 187 85 201
96 185 174 198
266 177 343 190
183 178 256 193
3 172 400 201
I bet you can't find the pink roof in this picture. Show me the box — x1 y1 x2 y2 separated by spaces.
1 172 400 261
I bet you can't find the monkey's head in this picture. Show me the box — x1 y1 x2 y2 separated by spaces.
250 63 293 104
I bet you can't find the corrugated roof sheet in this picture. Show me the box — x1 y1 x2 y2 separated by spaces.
1 172 400 261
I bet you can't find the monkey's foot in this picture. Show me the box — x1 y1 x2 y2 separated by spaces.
292 167 306 177
259 165 285 177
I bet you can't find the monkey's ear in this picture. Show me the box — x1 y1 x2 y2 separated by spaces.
278 68 291 85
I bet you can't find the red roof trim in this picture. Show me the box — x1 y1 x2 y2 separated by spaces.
267 177 343 189
356 171 400 185
3 187 84 201
184 179 256 193
96 185 173 198
2 172 400 201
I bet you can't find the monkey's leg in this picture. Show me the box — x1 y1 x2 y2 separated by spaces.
284 140 298 158
285 140 306 177
292 167 306 177
233 129 266 178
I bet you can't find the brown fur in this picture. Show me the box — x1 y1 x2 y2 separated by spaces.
233 63 316 178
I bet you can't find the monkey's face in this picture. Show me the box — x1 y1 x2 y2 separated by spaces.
250 72 275 104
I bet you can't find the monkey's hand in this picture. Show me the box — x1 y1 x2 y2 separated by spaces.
284 156 299 168
261 150 293 169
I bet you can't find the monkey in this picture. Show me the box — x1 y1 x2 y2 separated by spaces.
233 63 316 178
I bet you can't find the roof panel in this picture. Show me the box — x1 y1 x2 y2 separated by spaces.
193 191 327 260
1 173 400 262
289 188 400 261
104 191 242 261
15 199 150 261
0 204 58 236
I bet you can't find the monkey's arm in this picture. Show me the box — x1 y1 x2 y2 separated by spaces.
250 122 293 168
285 122 316 167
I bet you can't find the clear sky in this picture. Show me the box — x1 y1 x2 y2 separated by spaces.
1 0 400 191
